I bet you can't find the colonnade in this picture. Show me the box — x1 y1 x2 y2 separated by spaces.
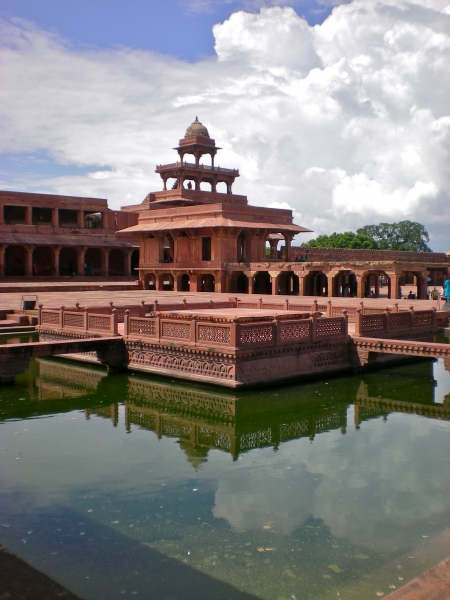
141 267 434 300
0 245 139 277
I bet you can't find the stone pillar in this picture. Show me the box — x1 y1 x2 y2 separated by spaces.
285 235 291 261
77 210 84 229
77 248 86 277
26 206 32 225
54 247 60 277
270 272 279 295
101 249 108 276
375 275 380 297
190 274 198 292
124 250 132 276
52 208 59 227
215 272 227 293
298 275 307 297
247 272 255 294
389 274 401 299
357 275 366 298
0 246 4 277
418 274 427 300
26 247 34 276
154 273 162 291
327 274 335 297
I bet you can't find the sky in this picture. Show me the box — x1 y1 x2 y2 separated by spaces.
0 0 449 250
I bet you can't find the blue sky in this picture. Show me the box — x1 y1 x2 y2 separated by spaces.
0 0 342 60
0 0 449 250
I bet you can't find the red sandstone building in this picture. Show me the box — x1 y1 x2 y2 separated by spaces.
121 118 449 299
0 191 138 278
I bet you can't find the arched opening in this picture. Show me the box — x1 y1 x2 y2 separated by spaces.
216 181 227 194
254 271 272 295
108 249 125 275
304 271 328 296
4 246 26 276
265 233 285 260
131 250 139 276
84 248 102 276
181 274 190 292
59 247 78 276
278 271 299 295
236 273 248 294
32 247 53 276
333 271 357 297
162 234 174 263
361 272 384 298
400 270 426 300
159 273 174 291
237 232 249 262
200 274 215 292
199 180 213 192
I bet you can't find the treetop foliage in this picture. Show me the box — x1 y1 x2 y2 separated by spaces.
300 220 432 252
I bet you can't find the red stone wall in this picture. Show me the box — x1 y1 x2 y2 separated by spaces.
290 247 448 264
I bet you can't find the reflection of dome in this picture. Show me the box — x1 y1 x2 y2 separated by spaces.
185 117 210 139
179 440 209 469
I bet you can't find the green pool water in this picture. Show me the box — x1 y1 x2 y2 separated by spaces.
0 355 449 600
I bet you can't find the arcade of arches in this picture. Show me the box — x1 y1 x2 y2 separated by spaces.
1 245 139 277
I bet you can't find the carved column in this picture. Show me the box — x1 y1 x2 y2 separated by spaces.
357 275 366 298
52 208 59 227
215 271 227 293
190 274 198 292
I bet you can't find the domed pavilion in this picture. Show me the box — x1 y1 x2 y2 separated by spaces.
119 118 311 294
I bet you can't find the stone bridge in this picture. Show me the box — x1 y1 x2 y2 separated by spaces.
350 337 450 370
0 337 127 384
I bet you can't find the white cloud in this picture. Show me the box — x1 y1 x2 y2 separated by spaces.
0 1 449 249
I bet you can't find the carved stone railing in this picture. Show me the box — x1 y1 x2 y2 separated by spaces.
37 305 119 336
353 307 436 337
125 311 348 350
38 302 146 323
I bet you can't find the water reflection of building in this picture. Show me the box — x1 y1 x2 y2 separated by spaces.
124 377 348 461
35 358 107 401
6 359 448 462
354 361 450 426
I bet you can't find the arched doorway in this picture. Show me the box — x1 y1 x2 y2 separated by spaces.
254 271 271 295
304 271 328 296
131 250 139 276
108 249 125 275
84 248 102 275
32 247 53 276
59 247 78 276
200 274 215 292
4 246 26 276
181 274 190 291
236 273 248 293
278 271 299 295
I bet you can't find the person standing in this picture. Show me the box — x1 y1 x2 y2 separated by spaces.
444 276 450 303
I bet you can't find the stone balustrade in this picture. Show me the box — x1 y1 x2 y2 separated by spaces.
38 305 119 335
124 311 349 350
353 307 436 337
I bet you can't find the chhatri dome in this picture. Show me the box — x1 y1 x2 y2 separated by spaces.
185 116 210 139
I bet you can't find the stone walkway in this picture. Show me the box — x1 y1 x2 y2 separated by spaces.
0 281 443 311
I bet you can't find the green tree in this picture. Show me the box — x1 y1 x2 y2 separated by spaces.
301 231 378 249
356 220 431 252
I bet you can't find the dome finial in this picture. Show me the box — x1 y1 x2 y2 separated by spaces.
185 117 210 139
